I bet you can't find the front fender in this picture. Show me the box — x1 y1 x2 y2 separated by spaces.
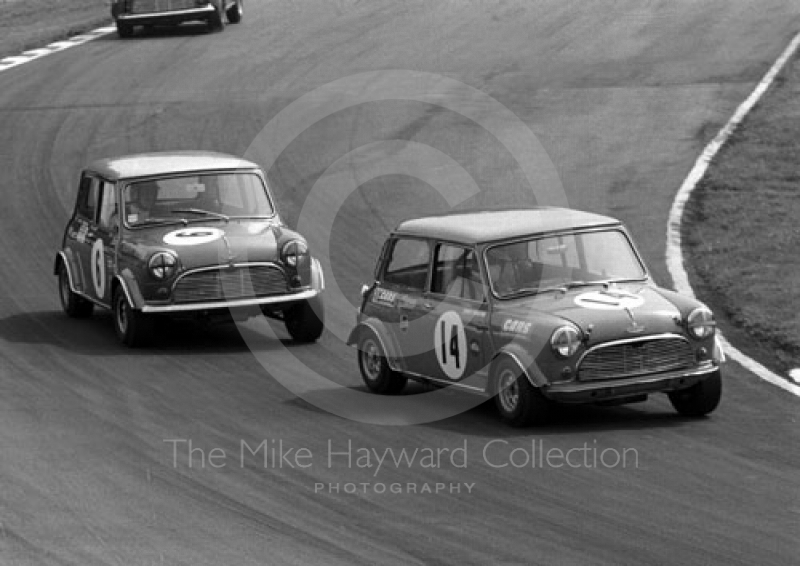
116 268 146 310
310 257 325 291
490 343 549 389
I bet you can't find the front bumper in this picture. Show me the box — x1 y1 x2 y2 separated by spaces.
543 361 719 403
140 288 320 313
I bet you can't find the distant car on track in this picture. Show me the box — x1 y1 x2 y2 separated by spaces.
349 208 723 426
110 0 243 38
55 151 324 346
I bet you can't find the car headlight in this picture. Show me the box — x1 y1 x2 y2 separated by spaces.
148 251 177 280
687 307 715 340
281 240 308 268
551 325 581 358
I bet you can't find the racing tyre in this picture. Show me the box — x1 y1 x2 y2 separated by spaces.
116 21 134 38
493 357 552 427
208 1 226 31
113 287 153 347
58 263 93 318
226 0 243 24
358 331 407 395
668 370 722 417
284 295 324 343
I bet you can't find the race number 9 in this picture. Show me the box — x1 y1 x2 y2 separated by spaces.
434 311 467 379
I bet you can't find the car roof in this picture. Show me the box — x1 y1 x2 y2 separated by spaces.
86 151 261 181
393 207 621 244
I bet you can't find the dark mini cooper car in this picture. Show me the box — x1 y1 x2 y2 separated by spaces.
55 151 324 346
110 0 243 38
349 208 723 426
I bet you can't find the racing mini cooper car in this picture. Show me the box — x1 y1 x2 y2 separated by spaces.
110 0 243 38
55 151 324 346
349 208 723 426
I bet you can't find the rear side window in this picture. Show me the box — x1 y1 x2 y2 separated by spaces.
76 174 100 221
382 238 430 292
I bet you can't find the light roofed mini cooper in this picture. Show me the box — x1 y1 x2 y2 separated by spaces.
349 208 723 426
55 151 324 346
110 0 243 38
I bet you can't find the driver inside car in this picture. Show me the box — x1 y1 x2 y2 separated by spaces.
125 182 159 224
488 242 542 295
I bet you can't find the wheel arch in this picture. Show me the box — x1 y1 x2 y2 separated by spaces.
114 269 144 310
55 251 77 291
489 346 548 394
348 319 402 372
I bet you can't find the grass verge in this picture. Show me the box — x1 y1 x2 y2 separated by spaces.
0 0 111 60
684 52 800 374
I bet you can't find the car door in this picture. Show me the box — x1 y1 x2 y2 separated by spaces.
75 176 117 306
423 243 490 385
375 237 433 373
93 179 119 305
69 173 100 298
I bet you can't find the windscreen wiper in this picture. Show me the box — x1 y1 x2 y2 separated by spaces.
170 208 230 222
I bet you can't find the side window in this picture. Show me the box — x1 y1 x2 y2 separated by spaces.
97 181 118 231
432 244 483 301
76 175 100 221
382 238 430 292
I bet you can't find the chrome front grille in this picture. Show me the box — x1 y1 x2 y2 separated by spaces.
577 336 694 381
173 265 288 304
131 0 200 14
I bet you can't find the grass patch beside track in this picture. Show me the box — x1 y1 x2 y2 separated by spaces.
0 0 110 59
684 53 800 374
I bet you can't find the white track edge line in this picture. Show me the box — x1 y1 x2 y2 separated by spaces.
666 30 800 397
0 25 115 72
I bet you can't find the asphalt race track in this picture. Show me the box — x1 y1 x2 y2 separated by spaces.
1 1 799 564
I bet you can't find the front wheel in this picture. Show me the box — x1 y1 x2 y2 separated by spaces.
284 295 324 342
113 287 153 347
493 357 552 427
668 370 722 417
226 0 243 23
58 263 93 318
357 331 407 395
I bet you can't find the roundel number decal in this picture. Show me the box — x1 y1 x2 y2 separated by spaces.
434 311 468 380
91 239 106 298
574 290 644 310
163 227 224 246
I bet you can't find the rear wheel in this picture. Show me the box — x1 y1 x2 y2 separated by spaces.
284 295 324 342
358 331 407 394
493 357 552 427
113 287 153 347
207 1 226 31
58 263 93 318
116 21 134 38
226 0 243 24
668 370 722 417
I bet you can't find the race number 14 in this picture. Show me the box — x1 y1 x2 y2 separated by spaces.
434 311 467 379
